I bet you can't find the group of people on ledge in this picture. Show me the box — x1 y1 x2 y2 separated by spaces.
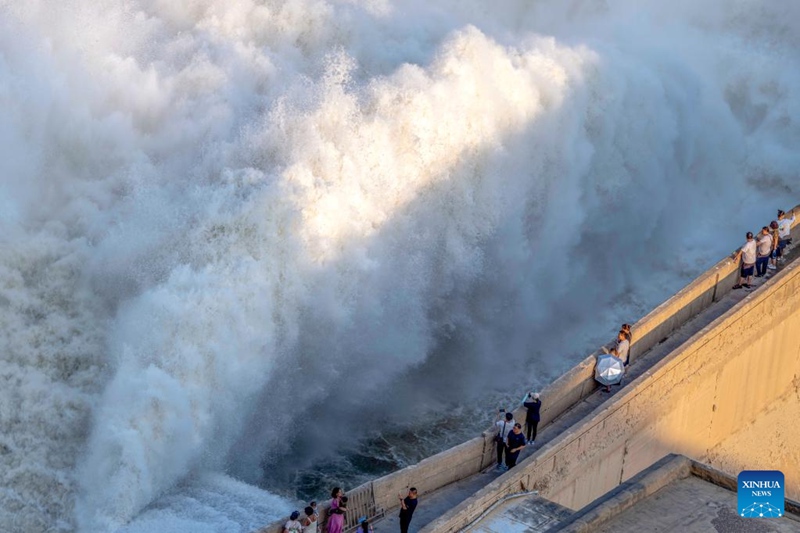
732 208 796 289
282 487 418 533
592 207 796 392
493 391 542 471
281 501 320 533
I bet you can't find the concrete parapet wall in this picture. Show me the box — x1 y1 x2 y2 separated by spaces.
423 240 800 532
371 436 487 513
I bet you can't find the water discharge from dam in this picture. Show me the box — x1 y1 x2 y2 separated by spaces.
0 1 798 531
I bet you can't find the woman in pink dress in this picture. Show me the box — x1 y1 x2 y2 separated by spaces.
327 488 345 533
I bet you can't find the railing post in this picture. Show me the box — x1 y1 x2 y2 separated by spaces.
711 272 720 302
479 431 490 471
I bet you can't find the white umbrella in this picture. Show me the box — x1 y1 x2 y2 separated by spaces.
595 354 624 386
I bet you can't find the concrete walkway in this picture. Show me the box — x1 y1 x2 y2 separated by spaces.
594 476 800 533
465 494 572 533
373 247 797 533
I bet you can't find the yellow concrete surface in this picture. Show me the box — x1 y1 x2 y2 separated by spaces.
595 476 800 533
708 386 800 501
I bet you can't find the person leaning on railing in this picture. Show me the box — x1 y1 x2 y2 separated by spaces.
732 231 757 290
327 488 345 533
302 505 318 533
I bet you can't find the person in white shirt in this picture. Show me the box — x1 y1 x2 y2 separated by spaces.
755 227 773 278
612 330 630 366
494 411 515 470
776 208 796 260
733 232 757 289
301 505 318 533
283 511 303 533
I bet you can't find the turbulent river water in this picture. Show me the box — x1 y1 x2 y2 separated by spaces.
1 1 798 531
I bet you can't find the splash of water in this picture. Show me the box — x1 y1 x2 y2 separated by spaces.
0 0 798 531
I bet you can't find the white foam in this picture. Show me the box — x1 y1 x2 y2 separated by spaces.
116 473 291 533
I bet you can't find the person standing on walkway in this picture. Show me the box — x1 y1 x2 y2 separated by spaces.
523 393 541 444
756 226 773 278
505 423 527 469
494 411 515 469
621 323 632 343
358 518 374 533
611 330 630 366
284 511 304 533
329 488 343 511
398 488 418 533
777 208 796 260
733 232 757 289
769 221 780 270
327 488 345 533
302 506 318 533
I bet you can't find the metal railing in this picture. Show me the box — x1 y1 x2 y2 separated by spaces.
341 482 383 532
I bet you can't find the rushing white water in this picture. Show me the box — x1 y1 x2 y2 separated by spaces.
1 0 798 531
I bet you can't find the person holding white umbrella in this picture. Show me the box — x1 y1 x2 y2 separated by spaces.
595 353 625 393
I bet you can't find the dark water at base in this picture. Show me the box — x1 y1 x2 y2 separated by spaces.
259 387 541 502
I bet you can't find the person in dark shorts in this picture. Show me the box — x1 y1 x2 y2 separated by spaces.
505 423 526 468
523 392 541 444
398 488 418 533
732 232 757 289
